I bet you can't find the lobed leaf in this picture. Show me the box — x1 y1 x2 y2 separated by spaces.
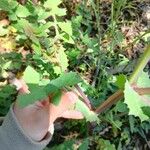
18 70 82 107
23 66 40 84
75 99 99 123
0 0 17 12
137 71 150 88
115 74 126 89
142 106 150 118
18 84 47 107
124 80 149 121
51 90 62 105
45 72 82 94
58 21 73 36
44 0 66 16
15 5 31 18
55 45 69 74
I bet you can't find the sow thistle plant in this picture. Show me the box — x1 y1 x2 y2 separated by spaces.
0 0 150 127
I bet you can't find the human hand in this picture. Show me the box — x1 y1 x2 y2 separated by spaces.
12 79 83 142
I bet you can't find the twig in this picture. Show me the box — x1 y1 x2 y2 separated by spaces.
129 45 150 84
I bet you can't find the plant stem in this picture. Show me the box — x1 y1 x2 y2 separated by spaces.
134 87 150 95
95 90 123 114
75 85 92 109
129 45 150 84
95 45 150 114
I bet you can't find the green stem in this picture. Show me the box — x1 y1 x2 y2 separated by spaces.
129 45 150 84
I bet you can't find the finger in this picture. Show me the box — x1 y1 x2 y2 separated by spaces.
63 92 78 105
58 92 78 111
35 98 50 108
61 110 84 119
11 78 23 90
18 79 30 94
11 78 30 94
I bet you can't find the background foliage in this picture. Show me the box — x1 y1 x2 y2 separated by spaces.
0 0 150 149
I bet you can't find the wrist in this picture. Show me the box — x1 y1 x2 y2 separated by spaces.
13 104 50 142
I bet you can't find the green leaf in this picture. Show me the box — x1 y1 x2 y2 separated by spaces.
39 79 50 86
35 22 52 35
115 101 128 113
0 85 16 99
129 116 136 133
75 99 99 123
0 25 8 36
0 1 10 11
142 106 150 118
58 21 72 35
124 80 149 121
0 0 17 11
31 43 42 55
60 33 74 44
37 8 50 20
97 139 116 150
45 72 82 94
53 66 61 75
115 31 124 45
23 66 40 84
3 61 12 70
9 13 18 21
52 8 66 16
115 74 126 89
51 90 62 105
79 139 89 150
18 84 47 107
19 72 81 107
137 71 150 88
44 0 66 16
56 46 69 73
15 5 30 18
44 0 62 9
18 19 40 45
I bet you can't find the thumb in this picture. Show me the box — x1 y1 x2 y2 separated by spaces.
61 110 84 119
